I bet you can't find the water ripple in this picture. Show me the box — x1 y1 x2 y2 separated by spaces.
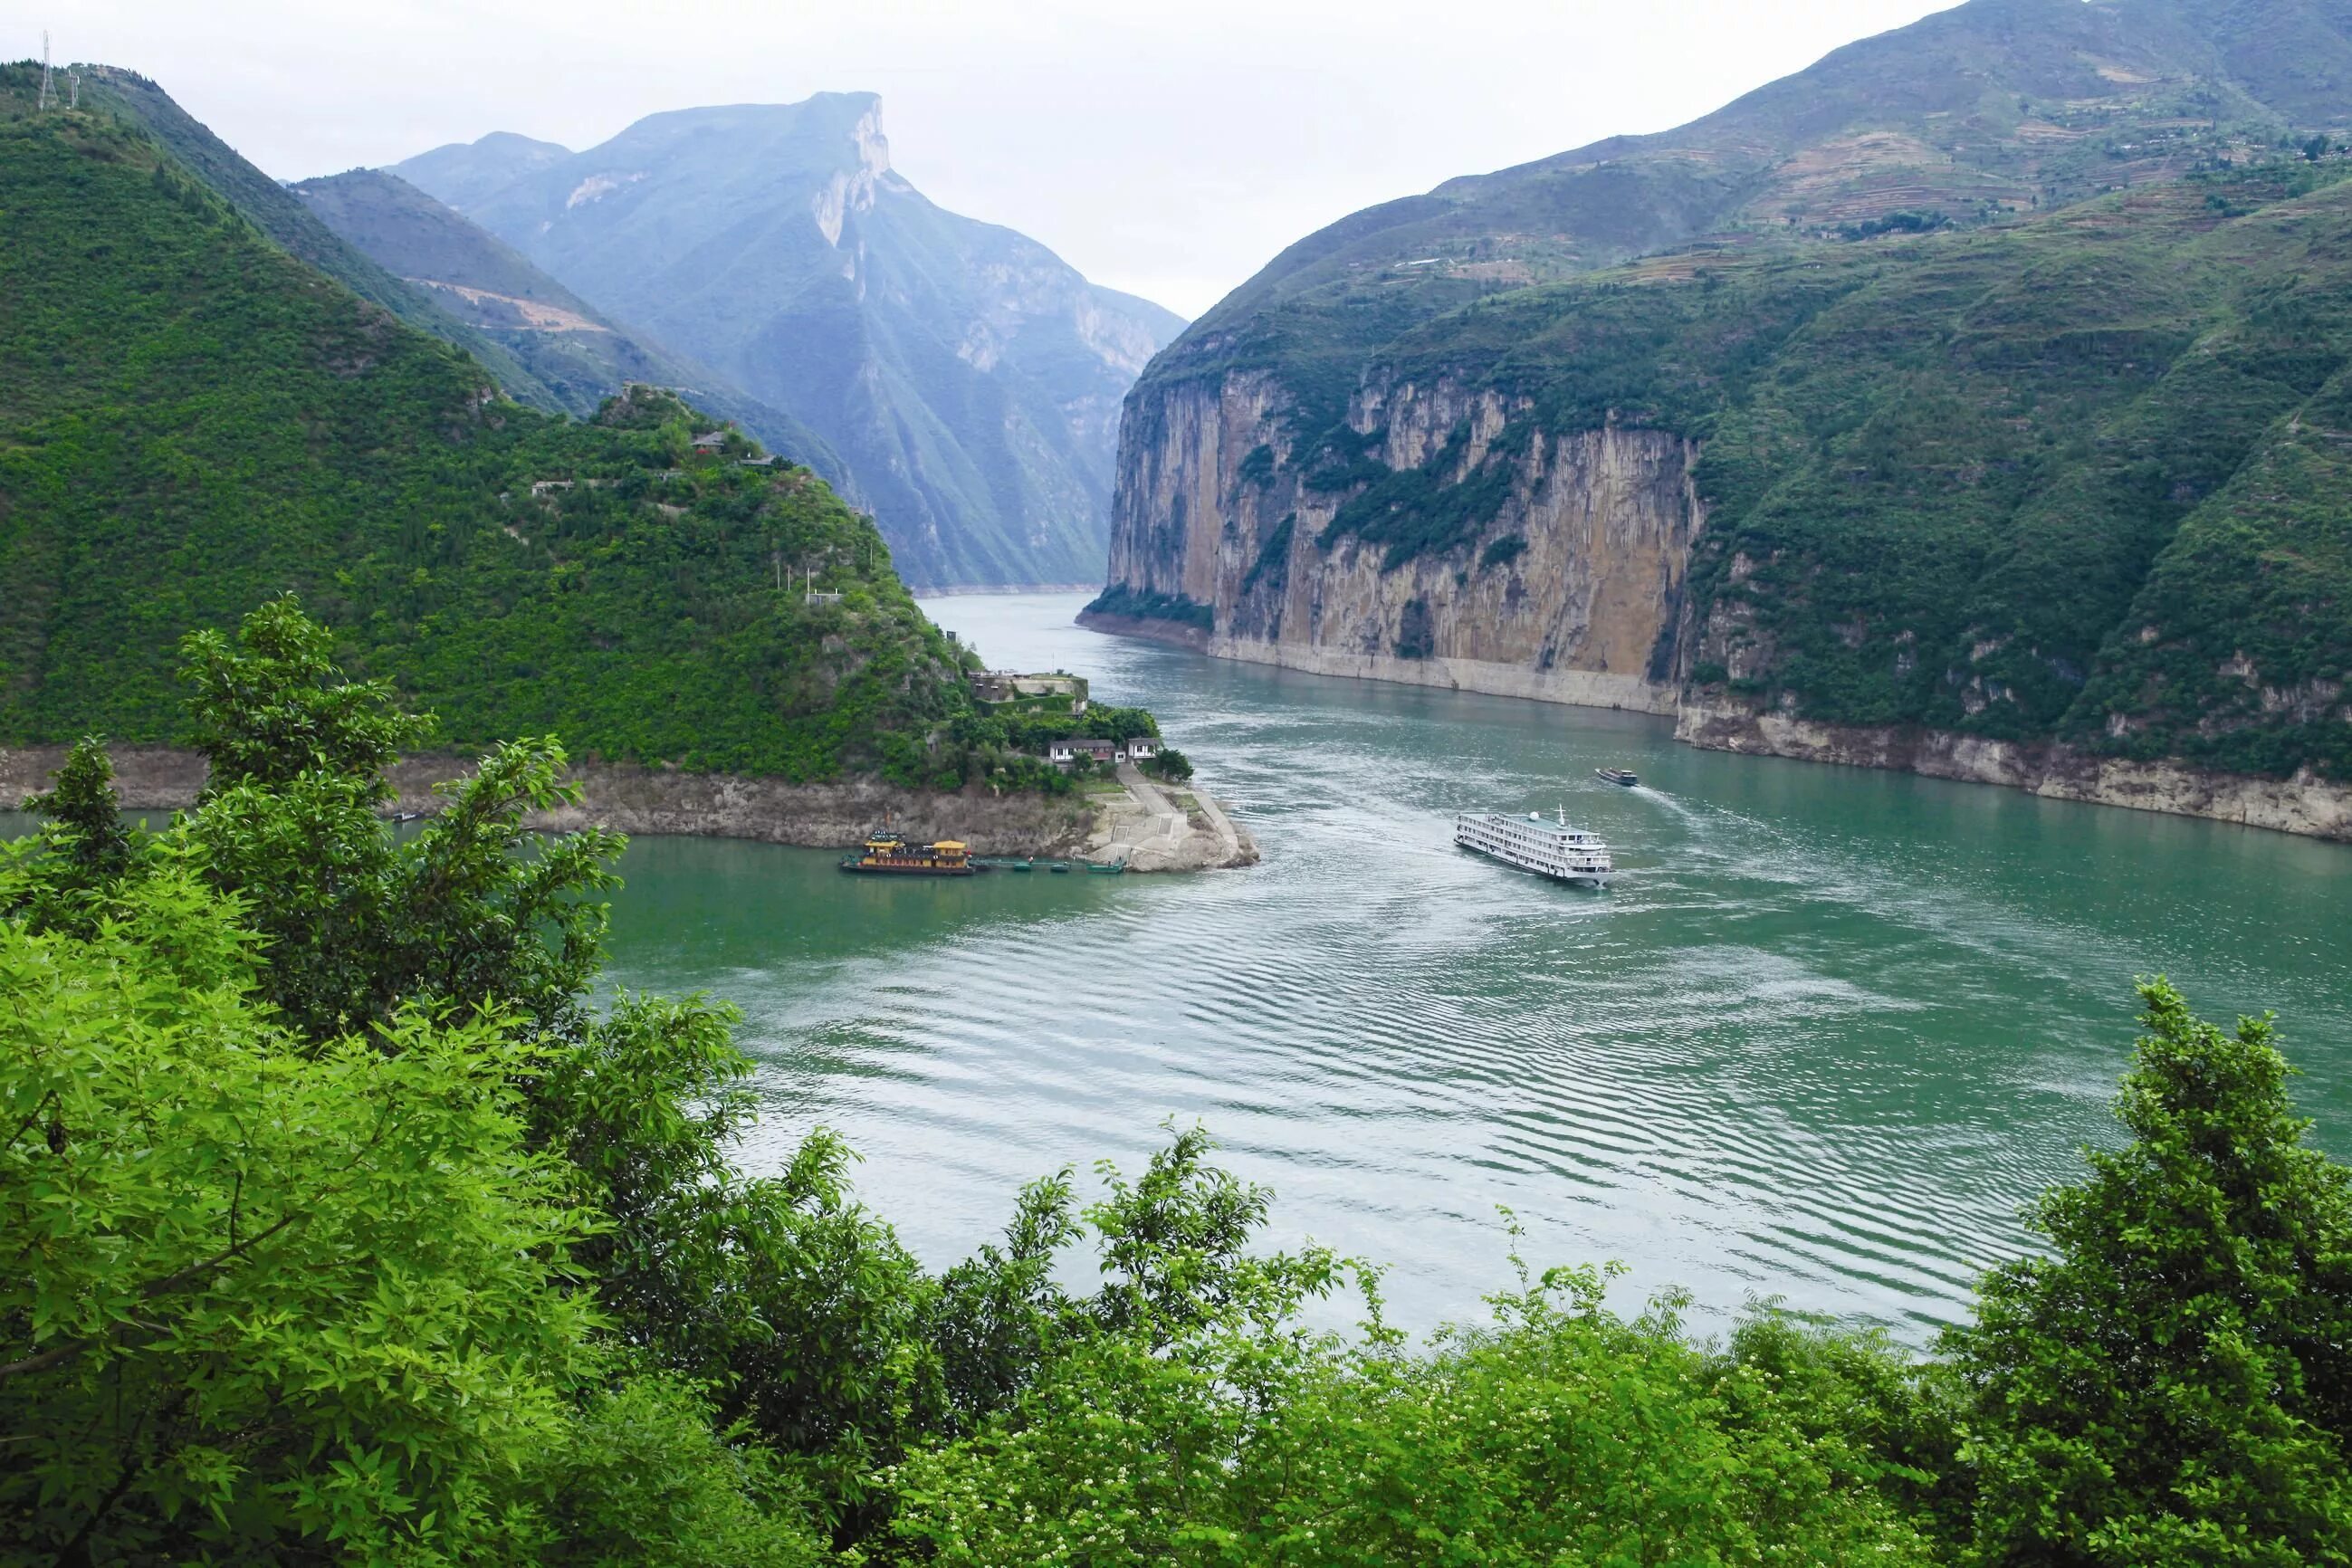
598 593 2352 1342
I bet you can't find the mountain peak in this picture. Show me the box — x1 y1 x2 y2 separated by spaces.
392 129 572 212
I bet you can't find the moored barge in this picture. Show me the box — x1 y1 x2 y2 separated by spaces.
840 830 974 875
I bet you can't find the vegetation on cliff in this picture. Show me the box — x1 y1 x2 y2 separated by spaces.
1313 161 2352 779
0 78 1097 790
10 611 2352 1563
1113 0 2352 784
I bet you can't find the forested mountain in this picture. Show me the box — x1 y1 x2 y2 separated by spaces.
74 67 570 416
396 94 1186 588
0 66 972 782
290 167 849 492
1103 0 2352 799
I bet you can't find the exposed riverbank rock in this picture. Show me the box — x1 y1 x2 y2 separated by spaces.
1674 704 2352 843
1071 609 1209 652
0 746 1258 867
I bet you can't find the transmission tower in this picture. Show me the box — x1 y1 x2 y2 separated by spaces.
66 67 80 110
36 31 54 111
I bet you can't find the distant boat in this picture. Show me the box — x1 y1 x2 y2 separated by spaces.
1595 768 1639 788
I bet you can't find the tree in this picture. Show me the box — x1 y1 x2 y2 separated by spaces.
174 599 622 1040
8 735 147 937
1143 746 1193 783
1948 979 2352 1564
0 865 600 1564
179 596 435 794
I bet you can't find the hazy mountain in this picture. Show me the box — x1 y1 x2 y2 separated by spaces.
1181 0 2352 339
393 129 571 211
396 96 1186 588
290 167 846 486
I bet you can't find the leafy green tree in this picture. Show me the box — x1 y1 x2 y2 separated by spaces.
0 862 600 1565
1948 979 2352 1564
175 600 621 1040
892 1235 1936 1564
526 1374 826 1568
179 596 436 793
1143 746 1193 783
8 735 148 937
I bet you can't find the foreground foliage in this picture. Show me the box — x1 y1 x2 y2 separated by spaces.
5 601 2351 1563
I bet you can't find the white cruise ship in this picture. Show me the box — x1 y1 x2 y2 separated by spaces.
1454 808 1615 885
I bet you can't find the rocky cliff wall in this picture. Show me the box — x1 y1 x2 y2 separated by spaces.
1101 371 1695 712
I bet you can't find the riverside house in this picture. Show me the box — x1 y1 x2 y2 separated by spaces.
1047 737 1118 768
1124 737 1159 761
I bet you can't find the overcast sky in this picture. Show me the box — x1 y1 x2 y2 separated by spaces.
28 0 1961 318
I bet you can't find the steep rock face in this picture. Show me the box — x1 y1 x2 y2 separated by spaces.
1094 373 1695 712
397 95 1186 589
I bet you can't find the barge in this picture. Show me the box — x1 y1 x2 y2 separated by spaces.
840 830 974 875
1454 808 1615 886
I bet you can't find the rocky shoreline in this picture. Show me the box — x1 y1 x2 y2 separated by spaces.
0 746 1260 871
1673 705 2352 844
1074 620 2352 846
1073 608 1210 652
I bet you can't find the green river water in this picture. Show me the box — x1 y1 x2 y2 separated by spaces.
18 591 2344 1339
597 591 2352 1339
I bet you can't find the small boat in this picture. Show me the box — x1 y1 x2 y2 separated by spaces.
840 829 975 875
1087 858 1126 875
1047 862 1071 874
1595 768 1639 788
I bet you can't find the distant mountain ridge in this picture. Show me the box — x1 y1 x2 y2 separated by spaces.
395 93 1185 588
289 167 847 490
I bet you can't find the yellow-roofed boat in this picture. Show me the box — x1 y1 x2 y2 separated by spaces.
839 830 975 875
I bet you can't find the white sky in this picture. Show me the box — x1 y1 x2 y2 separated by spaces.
27 0 1961 318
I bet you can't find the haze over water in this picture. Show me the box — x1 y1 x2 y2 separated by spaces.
603 591 2352 1338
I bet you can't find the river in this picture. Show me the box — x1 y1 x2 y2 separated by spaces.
14 591 2344 1339
594 591 2352 1340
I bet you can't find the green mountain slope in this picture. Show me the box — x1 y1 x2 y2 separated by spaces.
73 66 569 416
288 167 851 492
1104 0 2352 790
0 72 972 782
1341 164 2352 777
398 96 1187 589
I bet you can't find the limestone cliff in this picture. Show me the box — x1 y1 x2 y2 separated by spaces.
1091 371 1697 713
